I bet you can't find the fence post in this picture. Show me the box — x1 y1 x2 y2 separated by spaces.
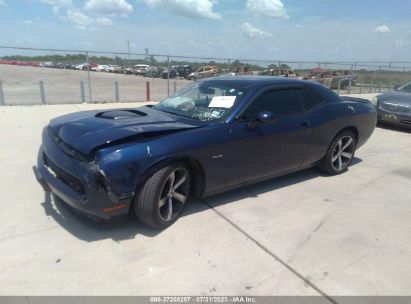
277 61 281 76
146 81 150 101
167 55 170 96
86 51 92 103
39 80 46 104
115 81 120 102
0 81 5 105
80 81 85 103
228 59 231 73
173 80 177 93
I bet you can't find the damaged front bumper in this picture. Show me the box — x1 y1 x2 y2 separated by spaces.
34 130 133 221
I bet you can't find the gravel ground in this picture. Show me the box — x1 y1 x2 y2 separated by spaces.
0 65 191 105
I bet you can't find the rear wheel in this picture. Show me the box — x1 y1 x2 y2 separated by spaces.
134 163 191 229
320 131 356 175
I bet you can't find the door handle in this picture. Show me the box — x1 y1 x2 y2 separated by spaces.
301 120 310 127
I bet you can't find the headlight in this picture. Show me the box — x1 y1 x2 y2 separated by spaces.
371 96 378 106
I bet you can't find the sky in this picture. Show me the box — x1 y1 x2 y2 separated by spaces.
0 0 411 62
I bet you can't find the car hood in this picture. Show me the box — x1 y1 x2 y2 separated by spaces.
49 106 205 155
379 90 411 104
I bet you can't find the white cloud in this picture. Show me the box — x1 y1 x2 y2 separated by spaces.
40 0 72 18
374 25 390 34
84 0 133 16
67 9 93 27
24 20 34 24
96 17 113 26
246 0 289 19
0 0 6 7
141 0 222 19
240 22 274 39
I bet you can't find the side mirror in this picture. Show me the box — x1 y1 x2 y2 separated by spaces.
394 85 399 90
256 111 276 124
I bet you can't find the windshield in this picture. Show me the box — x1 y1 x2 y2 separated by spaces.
154 82 249 122
397 81 411 92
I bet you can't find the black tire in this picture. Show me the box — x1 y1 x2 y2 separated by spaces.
134 162 191 229
320 130 357 175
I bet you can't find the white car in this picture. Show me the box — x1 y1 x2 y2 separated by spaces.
106 65 121 73
75 63 87 70
133 64 150 75
92 64 109 72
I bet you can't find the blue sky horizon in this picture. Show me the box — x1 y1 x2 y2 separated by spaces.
0 0 410 62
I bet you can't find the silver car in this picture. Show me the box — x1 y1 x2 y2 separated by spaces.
372 80 411 130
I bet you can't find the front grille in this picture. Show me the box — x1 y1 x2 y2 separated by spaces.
43 153 85 194
380 102 410 113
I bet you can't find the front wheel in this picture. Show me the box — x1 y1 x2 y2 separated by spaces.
320 131 357 175
134 163 191 229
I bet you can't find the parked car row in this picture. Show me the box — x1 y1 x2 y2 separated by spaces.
303 68 356 89
0 59 359 90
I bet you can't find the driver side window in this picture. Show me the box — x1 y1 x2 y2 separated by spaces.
241 89 304 120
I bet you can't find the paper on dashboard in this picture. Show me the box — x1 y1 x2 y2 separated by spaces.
208 96 237 108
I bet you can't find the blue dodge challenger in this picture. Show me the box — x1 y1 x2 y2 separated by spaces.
34 76 377 229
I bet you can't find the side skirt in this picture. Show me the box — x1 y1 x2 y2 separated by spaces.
202 162 320 199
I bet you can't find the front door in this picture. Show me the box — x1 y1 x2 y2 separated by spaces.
226 88 313 186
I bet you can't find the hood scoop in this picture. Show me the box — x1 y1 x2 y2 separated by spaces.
96 110 147 120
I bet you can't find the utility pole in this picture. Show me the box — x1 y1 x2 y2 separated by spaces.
127 40 131 62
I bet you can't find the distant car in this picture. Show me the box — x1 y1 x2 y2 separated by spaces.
169 65 193 79
133 64 150 76
304 70 356 89
92 64 109 72
64 63 77 70
372 80 411 130
121 66 134 74
43 62 55 68
34 76 376 229
75 63 87 70
161 68 177 79
106 65 121 73
261 68 298 78
144 67 162 78
188 66 218 81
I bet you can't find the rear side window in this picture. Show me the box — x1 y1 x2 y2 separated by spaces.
299 89 324 111
242 89 304 120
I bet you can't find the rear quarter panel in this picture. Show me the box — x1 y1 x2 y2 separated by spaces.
302 99 376 166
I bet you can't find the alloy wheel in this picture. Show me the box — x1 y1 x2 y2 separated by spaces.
331 136 355 171
158 167 190 222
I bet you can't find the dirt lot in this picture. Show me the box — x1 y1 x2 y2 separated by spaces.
0 65 190 105
0 102 411 298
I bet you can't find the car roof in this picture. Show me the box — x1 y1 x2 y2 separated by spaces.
201 75 306 87
200 75 340 101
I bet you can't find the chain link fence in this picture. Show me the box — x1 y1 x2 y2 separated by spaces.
1 45 411 105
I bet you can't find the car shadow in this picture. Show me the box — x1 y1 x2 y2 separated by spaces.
185 157 362 214
40 191 162 242
41 157 362 241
